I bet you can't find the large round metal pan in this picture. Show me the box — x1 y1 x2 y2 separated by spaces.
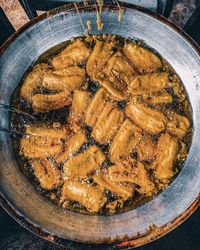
0 1 200 248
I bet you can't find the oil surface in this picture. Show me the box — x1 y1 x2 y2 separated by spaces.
10 35 193 215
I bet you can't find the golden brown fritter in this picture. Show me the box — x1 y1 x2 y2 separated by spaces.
60 180 106 213
106 52 136 84
91 102 124 144
152 133 178 182
129 72 169 96
147 91 173 105
20 64 49 102
86 40 115 79
124 43 162 73
136 136 156 162
32 91 71 113
166 112 190 139
85 88 109 127
20 137 63 158
42 66 86 91
125 103 167 134
52 39 91 69
93 172 133 200
29 159 63 190
94 52 135 100
69 90 91 126
26 126 69 139
108 160 155 196
63 145 105 180
109 119 142 163
94 73 126 100
20 125 69 158
55 133 87 164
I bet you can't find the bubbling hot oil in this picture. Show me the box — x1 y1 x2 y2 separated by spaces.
10 35 193 215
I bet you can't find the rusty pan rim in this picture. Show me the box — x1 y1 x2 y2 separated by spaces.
0 1 200 248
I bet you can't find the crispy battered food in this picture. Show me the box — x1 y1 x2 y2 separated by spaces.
20 64 49 102
55 133 87 164
147 91 173 105
20 137 63 158
124 43 162 73
108 160 155 196
125 103 167 134
136 136 156 162
69 90 91 126
86 40 115 79
129 72 169 96
106 52 136 84
85 88 108 127
26 126 69 139
52 39 91 69
109 119 142 163
166 112 190 139
93 172 133 199
20 125 68 158
152 133 178 182
63 146 105 180
95 72 126 100
94 52 136 100
91 102 124 144
16 35 192 214
29 159 62 190
42 66 86 91
32 91 71 113
60 180 106 213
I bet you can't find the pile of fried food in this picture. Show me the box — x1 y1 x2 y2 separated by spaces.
19 35 191 213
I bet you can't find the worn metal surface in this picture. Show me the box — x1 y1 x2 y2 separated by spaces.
0 1 200 248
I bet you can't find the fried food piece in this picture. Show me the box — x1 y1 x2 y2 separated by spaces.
32 91 71 113
108 160 155 196
20 137 62 158
125 103 167 134
29 159 62 190
109 119 142 163
152 133 178 181
20 64 49 102
93 173 133 199
92 102 124 144
95 72 127 100
55 133 87 164
26 126 69 139
94 52 136 100
136 136 156 162
106 52 136 84
86 40 115 79
69 90 91 126
42 66 86 91
52 39 91 69
20 125 68 158
129 72 169 96
166 112 190 139
60 180 106 213
85 88 108 127
123 43 162 73
23 136 61 147
63 146 105 180
147 91 173 104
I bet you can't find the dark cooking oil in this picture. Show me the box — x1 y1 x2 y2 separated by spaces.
10 35 193 215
